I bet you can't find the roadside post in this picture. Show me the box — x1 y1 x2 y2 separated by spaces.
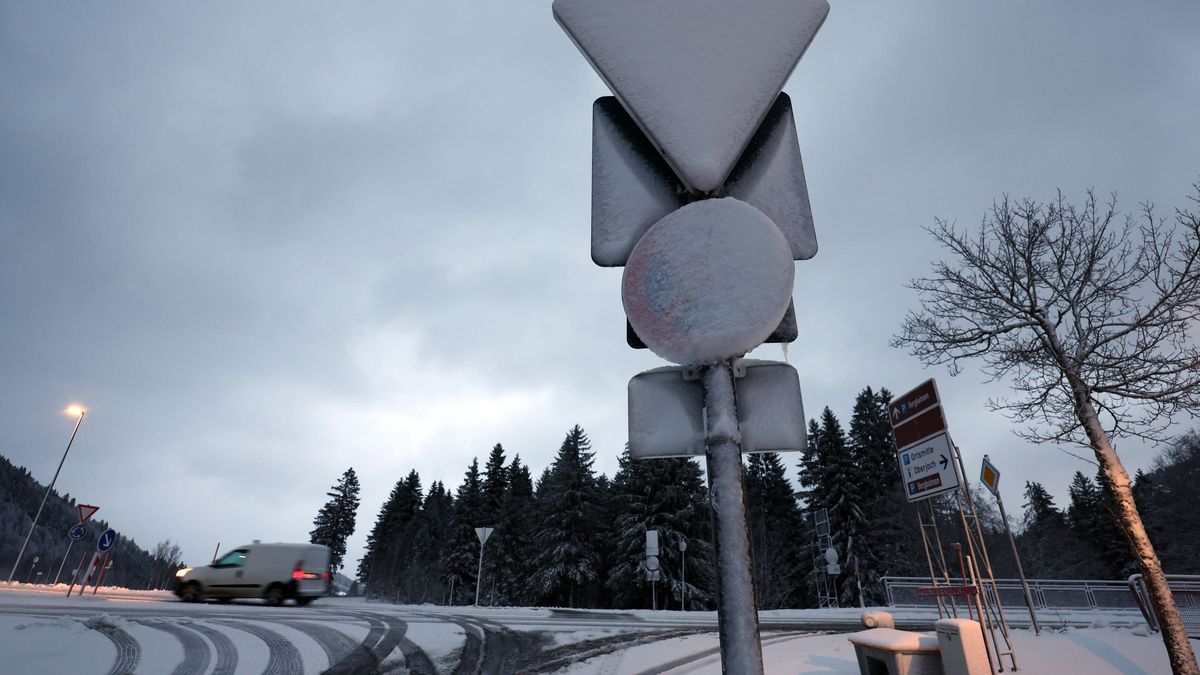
72 553 101 597
55 506 97 585
679 537 688 612
8 405 87 582
474 527 493 607
646 530 660 611
90 529 117 595
889 379 1017 672
553 1 830 670
25 556 39 583
981 455 1041 635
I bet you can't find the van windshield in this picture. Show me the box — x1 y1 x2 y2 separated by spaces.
214 550 248 567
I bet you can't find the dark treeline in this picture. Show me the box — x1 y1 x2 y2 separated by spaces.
357 390 1200 610
0 454 183 589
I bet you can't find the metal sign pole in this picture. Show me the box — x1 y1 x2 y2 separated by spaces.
996 490 1040 635
8 410 86 582
53 541 74 586
702 362 764 675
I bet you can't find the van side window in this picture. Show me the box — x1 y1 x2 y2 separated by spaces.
214 550 248 567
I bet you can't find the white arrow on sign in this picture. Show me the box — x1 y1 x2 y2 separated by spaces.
553 0 829 194
591 94 817 268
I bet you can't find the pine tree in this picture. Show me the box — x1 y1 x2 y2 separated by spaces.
309 467 361 574
445 458 486 604
1019 480 1100 578
606 448 715 610
815 407 869 606
531 425 604 607
491 455 536 606
407 480 453 603
847 387 902 604
744 452 804 608
358 471 422 597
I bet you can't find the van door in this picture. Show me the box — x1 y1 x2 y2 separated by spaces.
207 549 253 597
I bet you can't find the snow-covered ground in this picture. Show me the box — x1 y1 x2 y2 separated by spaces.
0 583 1194 674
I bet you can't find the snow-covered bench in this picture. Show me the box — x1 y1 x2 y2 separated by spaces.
847 627 943 675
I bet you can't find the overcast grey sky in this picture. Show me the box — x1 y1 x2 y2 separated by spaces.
3 2 1198 571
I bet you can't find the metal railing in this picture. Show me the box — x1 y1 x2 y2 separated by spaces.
883 576 1142 612
1128 574 1200 638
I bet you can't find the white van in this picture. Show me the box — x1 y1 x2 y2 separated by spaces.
175 542 330 606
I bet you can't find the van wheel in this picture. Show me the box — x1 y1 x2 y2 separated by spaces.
180 582 202 603
264 585 286 606
296 596 315 607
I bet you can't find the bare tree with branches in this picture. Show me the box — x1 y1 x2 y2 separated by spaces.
893 185 1200 674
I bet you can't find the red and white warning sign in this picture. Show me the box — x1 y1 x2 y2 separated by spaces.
77 504 100 524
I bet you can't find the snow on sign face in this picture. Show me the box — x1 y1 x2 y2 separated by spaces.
591 94 817 267
622 198 794 365
553 0 829 194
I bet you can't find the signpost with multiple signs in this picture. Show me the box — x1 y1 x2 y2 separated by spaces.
58 505 99 588
554 0 831 670
889 379 961 502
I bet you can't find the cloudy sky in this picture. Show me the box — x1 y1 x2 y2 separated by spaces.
3 2 1198 571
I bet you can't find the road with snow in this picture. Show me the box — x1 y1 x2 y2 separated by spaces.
0 584 1182 674
0 585 845 674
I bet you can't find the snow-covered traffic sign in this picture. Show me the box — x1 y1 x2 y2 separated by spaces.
77 504 99 524
628 359 807 458
97 529 116 553
622 198 794 364
591 94 816 268
554 0 829 193
898 432 961 502
556 1 830 669
68 523 86 541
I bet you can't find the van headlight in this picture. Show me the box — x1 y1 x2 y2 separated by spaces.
175 567 191 578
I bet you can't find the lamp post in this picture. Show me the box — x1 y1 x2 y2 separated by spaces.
7 405 87 583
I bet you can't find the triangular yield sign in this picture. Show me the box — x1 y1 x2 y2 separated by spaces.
554 0 829 194
78 503 99 524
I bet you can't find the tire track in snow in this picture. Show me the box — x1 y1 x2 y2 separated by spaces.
219 620 303 675
323 611 387 674
135 620 211 675
187 622 237 675
630 630 815 675
84 619 141 675
282 620 356 669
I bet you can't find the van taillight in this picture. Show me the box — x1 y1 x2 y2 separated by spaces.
322 571 330 581
291 569 304 580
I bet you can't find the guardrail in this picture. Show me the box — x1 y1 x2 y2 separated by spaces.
882 576 1142 612
1128 574 1200 638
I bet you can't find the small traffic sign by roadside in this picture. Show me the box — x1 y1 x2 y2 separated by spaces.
77 504 99 524
97 529 116 553
474 527 493 546
68 524 87 541
981 455 1001 496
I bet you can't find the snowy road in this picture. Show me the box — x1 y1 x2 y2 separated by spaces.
0 586 841 674
0 585 1182 674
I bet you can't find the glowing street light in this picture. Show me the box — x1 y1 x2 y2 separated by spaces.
7 405 88 583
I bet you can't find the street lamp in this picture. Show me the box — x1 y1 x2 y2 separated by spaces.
7 405 87 583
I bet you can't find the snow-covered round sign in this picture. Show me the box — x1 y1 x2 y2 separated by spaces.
622 198 794 365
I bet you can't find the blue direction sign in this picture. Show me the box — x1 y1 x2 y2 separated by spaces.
68 524 87 541
97 529 117 552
